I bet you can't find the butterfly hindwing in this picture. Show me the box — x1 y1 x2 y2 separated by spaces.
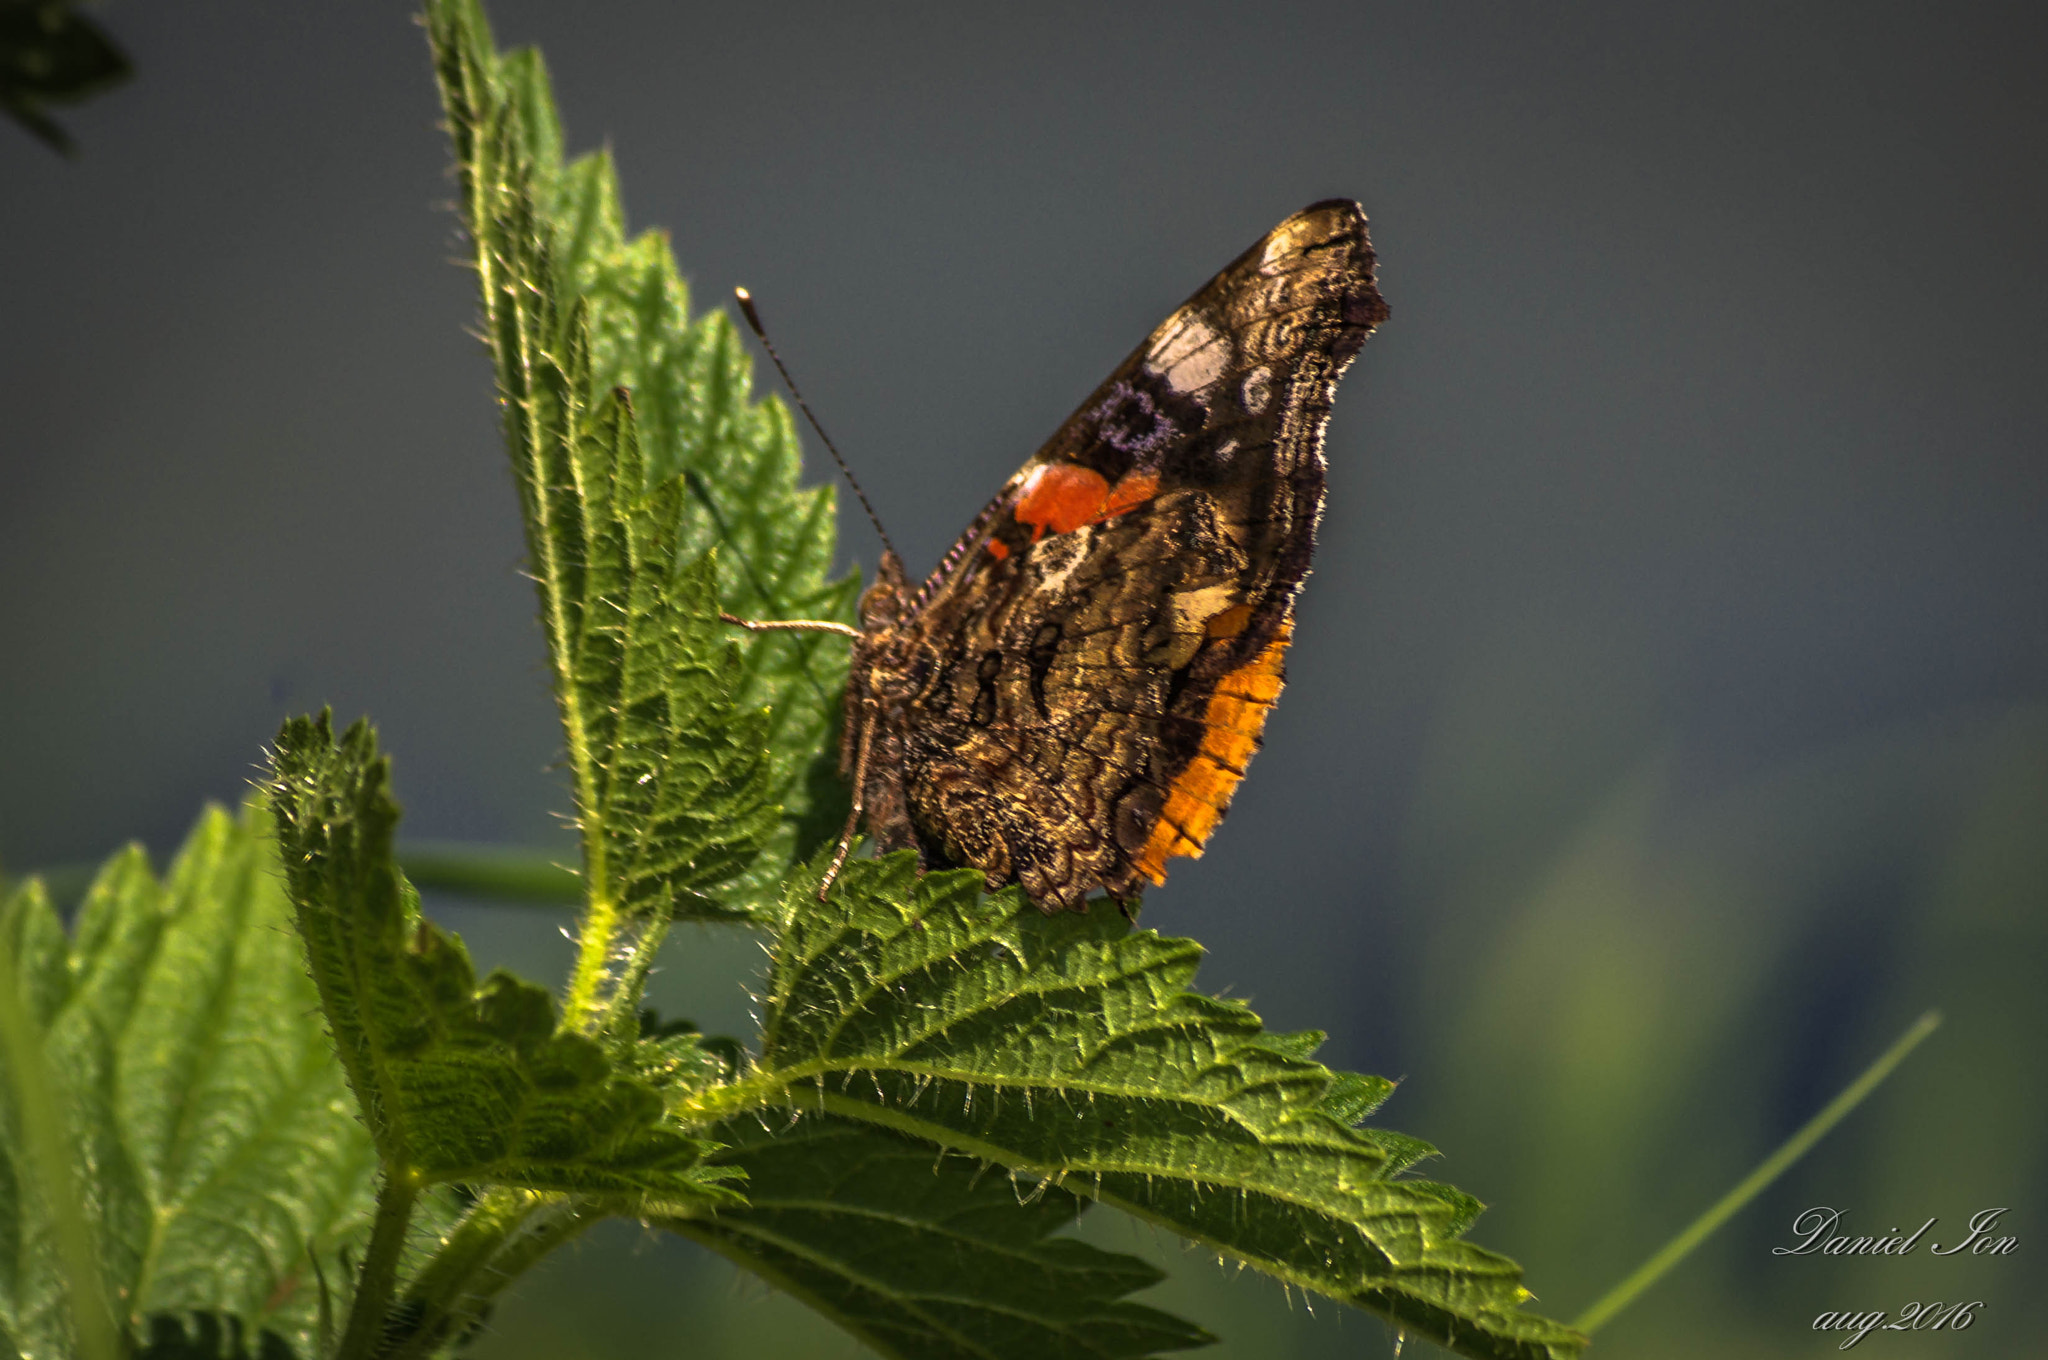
847 200 1387 911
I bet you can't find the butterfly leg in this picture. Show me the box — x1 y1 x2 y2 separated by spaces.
718 613 860 638
818 701 876 901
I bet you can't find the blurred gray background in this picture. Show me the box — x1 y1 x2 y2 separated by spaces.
5 2 2044 1356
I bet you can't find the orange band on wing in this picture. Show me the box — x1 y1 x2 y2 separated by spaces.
1204 602 1254 638
1099 469 1160 518
1132 619 1292 885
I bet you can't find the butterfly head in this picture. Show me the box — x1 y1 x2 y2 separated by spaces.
858 550 913 630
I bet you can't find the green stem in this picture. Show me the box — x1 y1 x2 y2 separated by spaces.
1572 1008 1943 1334
0 899 121 1360
599 911 673 1036
563 892 624 1028
396 1188 539 1320
396 842 582 905
334 1169 422 1360
383 1189 599 1360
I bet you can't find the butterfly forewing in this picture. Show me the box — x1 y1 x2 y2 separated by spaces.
843 200 1386 911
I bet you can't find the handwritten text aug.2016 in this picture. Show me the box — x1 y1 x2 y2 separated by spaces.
1779 1208 2015 1350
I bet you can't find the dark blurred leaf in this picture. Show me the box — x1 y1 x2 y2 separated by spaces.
0 0 129 154
134 1312 297 1360
670 1115 1214 1360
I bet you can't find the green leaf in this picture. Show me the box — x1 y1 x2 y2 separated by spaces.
265 712 740 1207
670 1114 1213 1360
429 0 855 930
0 804 380 1358
692 854 1586 1360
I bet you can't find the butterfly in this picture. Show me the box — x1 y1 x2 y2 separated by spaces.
728 200 1387 912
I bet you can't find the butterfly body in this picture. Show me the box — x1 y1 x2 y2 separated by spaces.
813 200 1386 912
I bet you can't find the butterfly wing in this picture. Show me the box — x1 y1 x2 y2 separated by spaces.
876 200 1387 910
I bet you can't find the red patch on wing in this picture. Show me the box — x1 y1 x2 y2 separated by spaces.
1014 464 1160 541
986 539 1010 561
1014 464 1109 538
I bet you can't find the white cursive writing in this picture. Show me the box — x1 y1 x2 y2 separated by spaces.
1776 1207 1938 1257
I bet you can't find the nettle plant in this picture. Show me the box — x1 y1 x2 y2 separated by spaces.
0 4 1591 1358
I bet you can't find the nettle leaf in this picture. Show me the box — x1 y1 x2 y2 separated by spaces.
559 380 782 971
0 804 378 1358
266 712 739 1207
691 855 1586 1360
432 0 856 927
670 1114 1212 1360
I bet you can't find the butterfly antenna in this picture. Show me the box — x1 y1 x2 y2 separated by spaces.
734 286 900 562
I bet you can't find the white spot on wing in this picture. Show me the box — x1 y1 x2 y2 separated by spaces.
1149 313 1228 395
1241 365 1273 415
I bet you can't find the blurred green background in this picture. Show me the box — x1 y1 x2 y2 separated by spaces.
5 3 2043 1356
